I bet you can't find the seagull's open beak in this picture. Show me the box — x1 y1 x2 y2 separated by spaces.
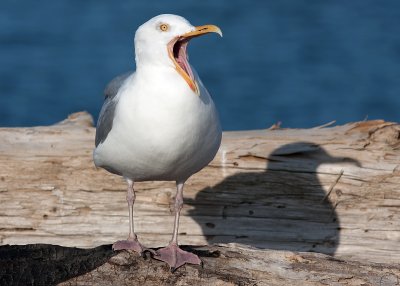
182 25 223 39
168 25 222 95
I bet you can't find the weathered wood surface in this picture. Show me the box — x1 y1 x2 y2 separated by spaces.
1 243 399 286
0 112 399 265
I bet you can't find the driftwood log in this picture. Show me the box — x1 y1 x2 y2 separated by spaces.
1 243 399 286
0 112 400 284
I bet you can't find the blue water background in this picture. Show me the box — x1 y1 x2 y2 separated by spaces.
0 1 399 130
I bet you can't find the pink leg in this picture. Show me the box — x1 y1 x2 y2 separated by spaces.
113 179 151 254
154 182 201 270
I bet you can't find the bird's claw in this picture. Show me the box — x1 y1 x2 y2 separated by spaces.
112 237 155 256
154 243 202 270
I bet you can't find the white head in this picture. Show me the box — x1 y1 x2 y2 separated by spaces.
134 14 222 94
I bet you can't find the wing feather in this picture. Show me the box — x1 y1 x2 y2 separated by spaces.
95 72 132 147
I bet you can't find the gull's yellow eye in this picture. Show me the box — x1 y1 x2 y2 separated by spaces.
159 23 169 32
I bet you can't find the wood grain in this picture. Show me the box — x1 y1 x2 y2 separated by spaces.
2 244 399 286
1 112 399 265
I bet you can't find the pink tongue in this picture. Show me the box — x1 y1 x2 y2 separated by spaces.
176 43 195 82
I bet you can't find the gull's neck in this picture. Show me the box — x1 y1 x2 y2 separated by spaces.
134 39 174 71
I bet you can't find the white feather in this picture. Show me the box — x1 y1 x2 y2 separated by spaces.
94 14 222 182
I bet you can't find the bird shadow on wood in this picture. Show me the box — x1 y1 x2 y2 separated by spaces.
0 244 115 285
186 142 360 256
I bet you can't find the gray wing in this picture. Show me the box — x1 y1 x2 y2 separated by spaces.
95 72 132 147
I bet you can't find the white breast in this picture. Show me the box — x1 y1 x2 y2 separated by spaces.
93 67 221 182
